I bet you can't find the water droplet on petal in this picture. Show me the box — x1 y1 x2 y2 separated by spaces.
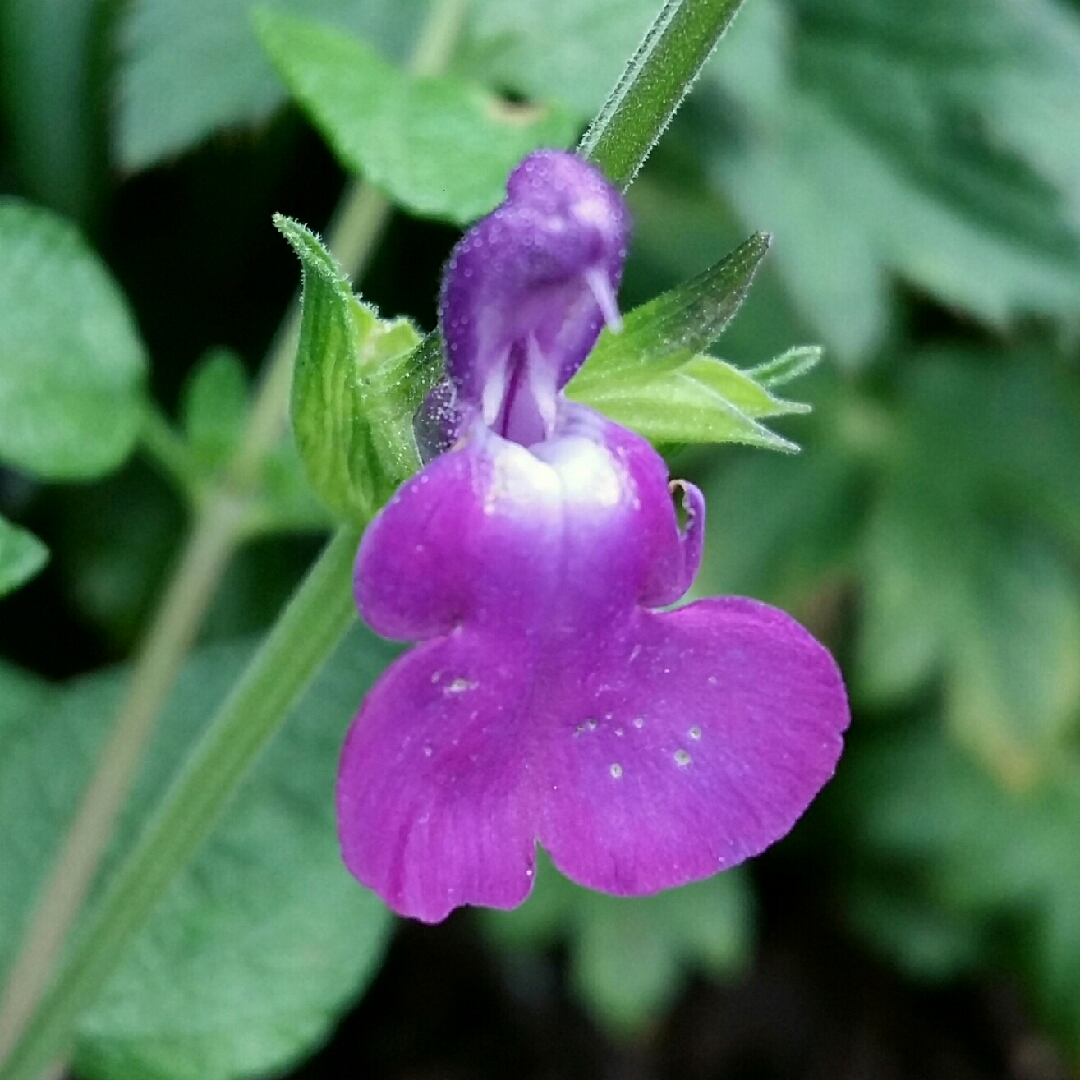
610 763 623 779
689 726 702 741
674 749 692 767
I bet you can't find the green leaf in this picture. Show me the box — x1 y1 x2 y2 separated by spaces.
702 0 1080 361
0 515 48 598
748 346 822 389
117 0 424 169
853 356 1080 782
0 0 109 224
0 625 398 1080
483 853 750 1034
180 348 249 474
0 200 147 479
276 214 435 524
256 9 577 224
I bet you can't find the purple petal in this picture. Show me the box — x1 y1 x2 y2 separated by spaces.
337 633 537 923
537 597 848 894
439 151 629 442
355 404 695 642
345 406 848 919
338 594 847 920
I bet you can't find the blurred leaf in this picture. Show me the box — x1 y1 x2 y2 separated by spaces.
840 726 1080 1054
255 9 576 224
855 486 947 706
466 0 659 120
0 625 399 1080
176 347 330 534
0 0 109 224
844 882 985 981
276 215 430 524
0 515 48 598
484 853 750 1034
117 0 426 169
702 0 1080 360
947 528 1080 786
854 355 1080 782
180 348 249 475
0 200 147 479
695 442 866 607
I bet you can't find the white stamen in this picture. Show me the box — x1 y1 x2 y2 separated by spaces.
584 266 623 332
481 348 511 426
526 335 558 435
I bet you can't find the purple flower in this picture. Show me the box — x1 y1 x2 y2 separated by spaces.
337 150 849 923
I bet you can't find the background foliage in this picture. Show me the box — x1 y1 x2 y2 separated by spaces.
2 0 1080 1076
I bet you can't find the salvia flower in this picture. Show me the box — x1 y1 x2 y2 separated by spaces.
337 149 849 923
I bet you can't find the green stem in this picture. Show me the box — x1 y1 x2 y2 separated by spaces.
138 402 200 501
578 0 747 188
0 0 470 1071
0 526 361 1080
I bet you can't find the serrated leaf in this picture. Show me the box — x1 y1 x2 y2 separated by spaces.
0 625 399 1080
276 214 432 523
0 514 48 598
256 9 577 224
0 200 147 479
117 0 424 169
854 355 1080 782
703 0 1080 361
483 853 750 1034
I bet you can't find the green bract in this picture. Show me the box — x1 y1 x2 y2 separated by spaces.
276 215 433 525
569 233 817 450
0 200 147 479
280 218 819 524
